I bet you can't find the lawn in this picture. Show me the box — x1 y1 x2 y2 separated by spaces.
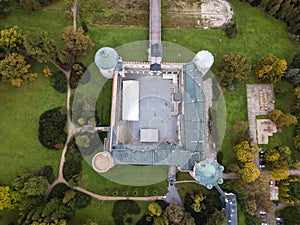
0 72 66 185
80 161 168 197
69 199 150 225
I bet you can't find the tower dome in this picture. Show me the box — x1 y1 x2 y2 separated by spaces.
94 47 119 79
193 50 214 75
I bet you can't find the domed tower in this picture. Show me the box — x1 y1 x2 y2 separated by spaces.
193 50 214 75
94 47 119 79
192 158 224 189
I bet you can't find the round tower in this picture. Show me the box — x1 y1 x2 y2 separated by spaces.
94 47 119 79
193 50 214 75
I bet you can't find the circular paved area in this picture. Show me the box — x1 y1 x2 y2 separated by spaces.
92 152 113 173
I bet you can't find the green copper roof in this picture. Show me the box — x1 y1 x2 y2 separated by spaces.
95 47 119 70
194 158 224 189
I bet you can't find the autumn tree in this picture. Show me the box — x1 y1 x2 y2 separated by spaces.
265 149 280 162
146 202 163 221
234 140 259 163
219 52 251 87
61 26 93 61
0 185 21 210
0 53 38 87
164 202 184 224
267 109 297 128
24 32 56 64
270 167 290 180
255 54 287 83
238 162 260 183
0 26 24 54
206 210 226 225
191 193 206 213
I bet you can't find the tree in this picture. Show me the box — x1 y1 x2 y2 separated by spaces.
223 21 238 38
61 26 94 60
267 109 297 128
234 140 259 163
147 202 163 221
0 185 21 210
0 26 24 54
238 162 260 182
180 212 196 225
164 202 184 224
22 177 48 196
191 193 206 213
265 149 280 162
206 210 226 225
293 134 300 150
267 109 283 123
24 32 56 63
0 53 38 87
290 52 300 69
270 167 290 180
153 215 169 225
219 52 251 87
255 54 287 83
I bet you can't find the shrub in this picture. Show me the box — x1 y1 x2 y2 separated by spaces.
50 70 67 93
42 165 55 184
48 183 69 200
144 190 149 196
69 191 91 209
38 107 67 149
63 140 83 181
152 189 158 195
223 21 238 38
112 201 141 225
69 62 88 89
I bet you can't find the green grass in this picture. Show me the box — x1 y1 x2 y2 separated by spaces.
81 160 168 196
0 71 66 185
69 199 149 225
0 10 68 41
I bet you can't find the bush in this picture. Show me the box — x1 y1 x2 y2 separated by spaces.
69 191 91 209
112 201 141 225
42 165 55 183
223 21 238 38
63 140 83 182
48 183 69 200
50 70 67 93
69 62 88 89
38 107 67 149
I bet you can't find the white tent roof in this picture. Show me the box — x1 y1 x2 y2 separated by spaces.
122 80 139 121
140 129 159 142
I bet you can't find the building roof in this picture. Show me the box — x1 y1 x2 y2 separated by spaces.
194 158 224 189
95 47 119 70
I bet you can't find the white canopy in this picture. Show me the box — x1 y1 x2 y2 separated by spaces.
122 80 139 121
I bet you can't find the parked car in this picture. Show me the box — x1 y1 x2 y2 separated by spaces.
259 160 266 168
261 223 268 225
276 222 282 225
274 202 279 206
275 217 282 221
259 151 265 158
260 211 267 218
269 180 273 186
160 196 167 199
275 180 280 187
